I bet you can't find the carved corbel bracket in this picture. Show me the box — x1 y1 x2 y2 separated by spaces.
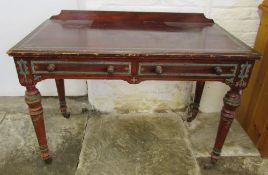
224 62 253 90
15 58 42 86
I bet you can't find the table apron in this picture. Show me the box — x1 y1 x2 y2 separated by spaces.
29 60 238 82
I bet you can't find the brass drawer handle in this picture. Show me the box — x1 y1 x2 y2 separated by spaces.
47 64 56 72
214 66 223 75
155 65 163 75
107 65 114 74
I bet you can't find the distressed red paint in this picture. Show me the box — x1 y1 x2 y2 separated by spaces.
7 10 261 167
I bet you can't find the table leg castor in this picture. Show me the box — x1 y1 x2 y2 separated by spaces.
55 79 70 118
43 157 53 164
187 81 205 122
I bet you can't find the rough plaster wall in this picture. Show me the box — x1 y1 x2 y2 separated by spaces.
86 0 262 113
0 0 88 96
209 0 262 47
88 81 193 113
200 0 262 112
85 0 208 12
85 0 207 113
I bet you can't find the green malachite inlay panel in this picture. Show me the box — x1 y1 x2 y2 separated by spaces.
25 93 41 104
31 61 131 75
17 59 29 82
225 77 234 85
238 62 252 82
213 148 221 156
233 62 252 88
138 63 238 77
223 96 241 107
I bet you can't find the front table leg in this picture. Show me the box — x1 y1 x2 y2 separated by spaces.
205 88 240 168
25 85 52 163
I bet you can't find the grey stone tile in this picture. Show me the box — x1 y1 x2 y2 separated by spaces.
42 96 91 115
0 111 6 125
198 156 267 175
0 96 267 175
260 158 268 175
76 113 199 175
0 96 90 114
0 97 27 113
185 112 260 158
0 109 88 175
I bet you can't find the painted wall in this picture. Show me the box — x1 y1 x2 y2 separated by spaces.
86 0 207 113
86 0 262 113
200 0 262 112
0 0 88 96
0 0 262 113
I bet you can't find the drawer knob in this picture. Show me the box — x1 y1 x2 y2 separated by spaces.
47 64 56 72
107 65 114 74
155 66 163 75
214 66 223 75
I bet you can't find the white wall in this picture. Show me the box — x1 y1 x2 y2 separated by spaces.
0 0 88 96
200 0 262 112
86 0 208 113
85 0 208 12
86 0 262 113
0 0 262 113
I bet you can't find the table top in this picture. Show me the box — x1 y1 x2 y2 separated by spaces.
8 10 260 60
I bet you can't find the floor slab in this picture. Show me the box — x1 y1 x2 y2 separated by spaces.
185 112 267 175
0 111 6 125
198 157 268 175
0 97 88 175
0 96 90 114
0 97 267 175
76 113 199 175
185 112 260 157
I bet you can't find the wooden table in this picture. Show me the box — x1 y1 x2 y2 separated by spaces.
7 10 260 168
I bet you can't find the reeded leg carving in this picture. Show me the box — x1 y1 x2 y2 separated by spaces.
204 88 240 169
25 86 52 163
187 81 205 122
55 79 70 118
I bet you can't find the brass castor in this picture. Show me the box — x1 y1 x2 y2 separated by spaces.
186 111 198 122
43 157 53 164
203 161 216 169
186 103 198 122
62 111 71 118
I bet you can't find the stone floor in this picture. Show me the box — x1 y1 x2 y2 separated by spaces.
0 97 267 175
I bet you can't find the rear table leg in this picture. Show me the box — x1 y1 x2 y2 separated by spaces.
55 79 70 118
187 81 205 122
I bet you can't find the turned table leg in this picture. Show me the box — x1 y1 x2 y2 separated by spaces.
25 85 52 163
55 79 70 118
205 88 240 169
187 81 205 122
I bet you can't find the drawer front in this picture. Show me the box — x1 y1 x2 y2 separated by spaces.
31 61 131 75
138 63 238 77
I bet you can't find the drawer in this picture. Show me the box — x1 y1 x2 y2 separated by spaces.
31 61 131 75
138 62 238 77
